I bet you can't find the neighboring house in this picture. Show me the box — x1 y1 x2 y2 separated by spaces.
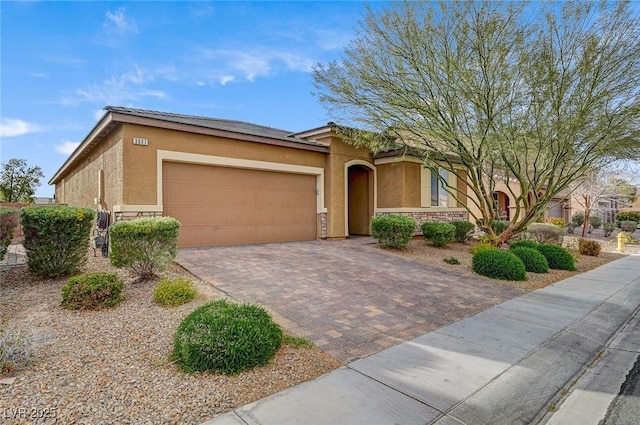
49 106 470 247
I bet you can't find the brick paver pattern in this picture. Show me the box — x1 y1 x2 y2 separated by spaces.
177 239 526 363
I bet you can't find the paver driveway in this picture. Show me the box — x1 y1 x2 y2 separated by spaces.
177 238 526 363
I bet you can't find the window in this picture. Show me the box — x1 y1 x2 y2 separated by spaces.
431 167 448 207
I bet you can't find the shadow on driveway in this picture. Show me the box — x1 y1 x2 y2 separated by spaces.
177 238 526 363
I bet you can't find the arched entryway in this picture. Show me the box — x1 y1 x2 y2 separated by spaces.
493 191 510 220
346 163 375 236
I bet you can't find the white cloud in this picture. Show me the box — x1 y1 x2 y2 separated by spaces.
104 7 138 35
0 118 40 137
60 65 172 106
219 75 235 86
55 140 80 155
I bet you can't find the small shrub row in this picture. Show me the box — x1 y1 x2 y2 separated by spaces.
110 217 181 279
0 207 19 262
371 215 416 249
61 273 124 310
21 206 95 278
172 299 283 375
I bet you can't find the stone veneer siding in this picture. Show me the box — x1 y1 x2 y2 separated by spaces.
375 210 469 235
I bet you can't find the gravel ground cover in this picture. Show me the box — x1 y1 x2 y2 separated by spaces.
388 232 636 291
0 253 340 425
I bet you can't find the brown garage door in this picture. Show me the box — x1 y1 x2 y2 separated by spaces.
163 162 317 247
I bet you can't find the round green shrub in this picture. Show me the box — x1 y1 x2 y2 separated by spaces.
61 273 124 310
603 222 615 237
510 247 549 273
535 244 576 271
154 277 197 307
509 239 539 250
588 216 602 229
371 215 416 249
571 211 585 227
422 222 455 247
172 299 283 375
449 221 475 242
472 249 526 281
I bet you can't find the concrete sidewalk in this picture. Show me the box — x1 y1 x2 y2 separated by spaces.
0 244 26 270
202 254 640 425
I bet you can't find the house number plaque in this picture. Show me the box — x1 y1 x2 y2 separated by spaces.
133 137 149 146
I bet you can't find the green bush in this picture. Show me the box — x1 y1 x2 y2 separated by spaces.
536 244 576 271
449 221 475 242
603 222 615 237
469 242 498 255
422 222 455 247
61 273 124 310
616 211 640 228
154 277 197 307
547 217 565 228
578 239 601 257
172 299 283 375
110 217 181 279
588 216 602 229
472 249 526 281
443 257 460 265
527 222 564 244
571 211 585 227
510 247 549 273
371 215 416 249
0 208 19 262
21 206 95 278
620 221 638 233
509 239 539 250
491 220 509 235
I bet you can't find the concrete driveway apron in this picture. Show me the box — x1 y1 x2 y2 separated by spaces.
177 238 525 363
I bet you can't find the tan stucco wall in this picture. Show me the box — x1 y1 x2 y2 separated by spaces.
54 127 124 211
320 136 374 238
120 124 327 206
377 162 421 208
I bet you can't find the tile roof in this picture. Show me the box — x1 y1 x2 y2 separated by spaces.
105 106 324 147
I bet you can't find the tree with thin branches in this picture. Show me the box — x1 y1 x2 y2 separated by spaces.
314 0 640 244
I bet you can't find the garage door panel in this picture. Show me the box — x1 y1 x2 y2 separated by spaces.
163 162 317 247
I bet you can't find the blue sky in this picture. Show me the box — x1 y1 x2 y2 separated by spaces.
1 1 379 196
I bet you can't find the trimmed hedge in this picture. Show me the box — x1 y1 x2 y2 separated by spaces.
469 242 498 256
510 247 549 273
509 239 539 250
110 217 181 279
172 299 283 375
449 221 475 242
536 244 576 271
616 211 640 228
0 207 19 262
472 249 526 281
21 206 95 278
61 272 124 310
422 222 455 247
371 215 416 249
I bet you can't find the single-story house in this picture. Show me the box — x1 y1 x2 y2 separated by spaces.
49 106 470 247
